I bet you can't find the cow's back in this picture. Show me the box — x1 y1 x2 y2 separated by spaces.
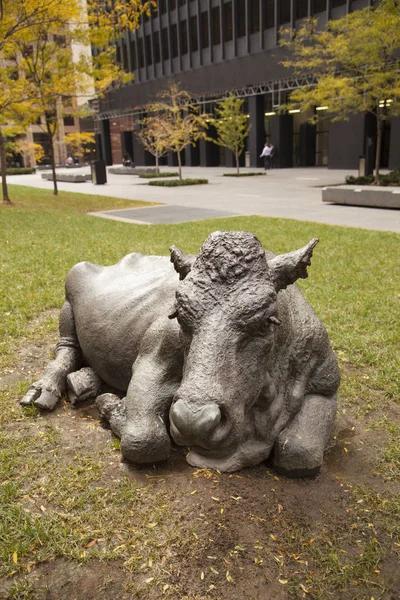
66 254 179 390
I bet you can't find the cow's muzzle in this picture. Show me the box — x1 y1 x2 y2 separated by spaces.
170 399 231 450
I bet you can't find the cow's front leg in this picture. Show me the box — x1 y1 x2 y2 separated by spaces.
21 301 82 411
273 394 337 477
100 320 183 465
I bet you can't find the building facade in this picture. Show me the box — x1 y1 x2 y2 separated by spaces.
95 0 400 170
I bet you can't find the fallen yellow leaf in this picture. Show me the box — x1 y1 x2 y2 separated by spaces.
210 567 219 574
12 552 18 565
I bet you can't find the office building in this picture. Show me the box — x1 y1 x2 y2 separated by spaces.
95 0 400 170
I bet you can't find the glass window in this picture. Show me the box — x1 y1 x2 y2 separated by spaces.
211 6 221 45
180 19 188 54
201 11 209 48
264 0 275 28
331 0 346 6
145 34 153 64
296 0 308 19
63 116 75 127
138 37 144 68
312 0 327 12
53 35 66 47
129 40 137 70
158 0 167 14
122 42 129 72
237 0 246 37
170 0 176 9
249 0 260 33
190 15 199 51
171 23 178 57
224 2 233 41
279 0 291 24
161 28 169 59
154 31 161 62
179 0 186 5
116 45 122 66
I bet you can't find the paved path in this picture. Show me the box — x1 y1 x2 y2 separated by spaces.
8 166 400 233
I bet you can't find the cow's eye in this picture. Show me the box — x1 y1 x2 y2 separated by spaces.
246 315 280 337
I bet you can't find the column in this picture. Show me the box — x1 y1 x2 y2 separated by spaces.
388 117 400 170
100 119 113 165
248 95 265 168
270 114 293 168
328 114 364 169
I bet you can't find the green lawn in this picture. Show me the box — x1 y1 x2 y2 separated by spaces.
1 185 399 599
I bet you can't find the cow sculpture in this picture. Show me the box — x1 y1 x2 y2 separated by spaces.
21 231 340 476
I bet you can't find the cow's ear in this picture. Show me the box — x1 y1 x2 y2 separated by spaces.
170 245 196 280
267 238 319 291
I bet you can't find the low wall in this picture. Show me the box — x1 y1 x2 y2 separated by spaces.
41 173 91 183
322 186 400 209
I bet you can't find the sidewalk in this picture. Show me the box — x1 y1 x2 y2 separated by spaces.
7 166 400 233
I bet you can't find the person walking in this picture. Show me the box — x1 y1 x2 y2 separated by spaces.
268 143 275 169
260 143 272 170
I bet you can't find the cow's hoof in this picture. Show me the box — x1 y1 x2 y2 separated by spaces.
273 436 323 478
34 389 60 411
121 421 171 464
20 386 41 406
21 385 59 411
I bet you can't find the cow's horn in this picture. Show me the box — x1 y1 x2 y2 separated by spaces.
267 238 319 291
170 245 196 280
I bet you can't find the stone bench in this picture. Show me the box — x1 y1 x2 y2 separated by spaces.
322 185 400 209
41 172 92 183
108 167 157 175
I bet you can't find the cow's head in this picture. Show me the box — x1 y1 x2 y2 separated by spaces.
168 231 318 467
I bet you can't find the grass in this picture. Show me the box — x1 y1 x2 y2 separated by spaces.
223 172 266 177
148 178 208 186
138 172 179 179
1 183 400 598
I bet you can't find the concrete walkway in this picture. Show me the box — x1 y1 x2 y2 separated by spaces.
8 166 400 233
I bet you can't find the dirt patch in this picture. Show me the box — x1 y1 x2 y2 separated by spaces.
1 332 399 600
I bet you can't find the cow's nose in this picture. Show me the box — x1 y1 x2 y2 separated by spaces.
170 399 221 446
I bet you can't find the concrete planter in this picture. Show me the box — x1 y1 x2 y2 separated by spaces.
322 185 400 209
41 173 91 183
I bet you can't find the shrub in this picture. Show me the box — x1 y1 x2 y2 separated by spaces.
223 172 266 177
6 168 36 175
139 172 179 179
148 178 208 187
345 168 400 186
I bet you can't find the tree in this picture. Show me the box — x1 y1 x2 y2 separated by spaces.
280 0 400 183
145 82 208 180
15 1 134 195
136 115 169 174
0 0 73 203
15 140 45 166
0 0 150 202
65 131 95 160
212 95 251 174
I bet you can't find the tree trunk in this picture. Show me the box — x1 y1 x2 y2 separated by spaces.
155 154 159 174
177 150 182 180
47 129 58 196
374 110 382 185
0 130 11 205
235 151 240 175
